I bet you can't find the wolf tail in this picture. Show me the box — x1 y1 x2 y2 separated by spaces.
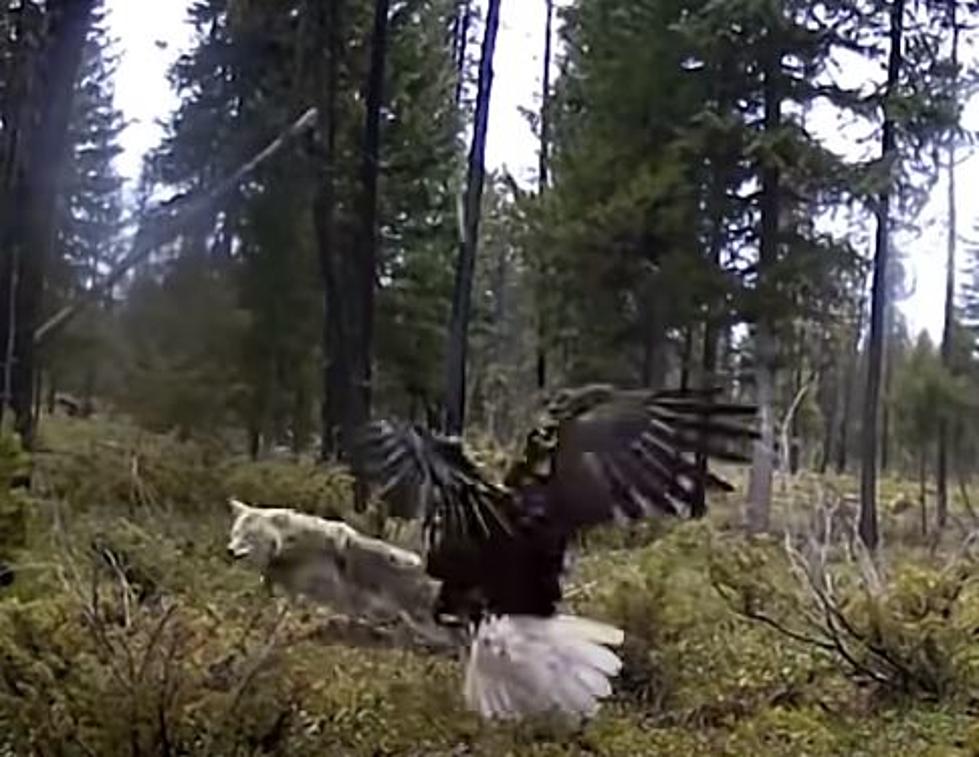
463 613 624 722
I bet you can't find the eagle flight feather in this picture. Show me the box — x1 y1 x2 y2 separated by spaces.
354 384 758 723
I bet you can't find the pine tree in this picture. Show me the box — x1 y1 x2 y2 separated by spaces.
0 0 99 443
139 0 464 453
444 0 501 435
45 0 125 409
859 0 963 549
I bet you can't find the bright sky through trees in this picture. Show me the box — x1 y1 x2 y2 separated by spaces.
104 0 977 341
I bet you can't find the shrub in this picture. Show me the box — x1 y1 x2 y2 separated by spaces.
219 457 353 520
34 416 224 516
0 430 30 556
574 523 829 725
710 521 979 702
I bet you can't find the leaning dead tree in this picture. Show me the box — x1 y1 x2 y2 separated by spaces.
34 106 320 347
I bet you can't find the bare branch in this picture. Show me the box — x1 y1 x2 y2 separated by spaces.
34 106 319 345
778 369 818 488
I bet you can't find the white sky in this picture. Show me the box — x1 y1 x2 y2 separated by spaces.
104 0 973 342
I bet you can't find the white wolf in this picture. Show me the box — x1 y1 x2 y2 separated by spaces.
226 498 620 722
225 498 448 636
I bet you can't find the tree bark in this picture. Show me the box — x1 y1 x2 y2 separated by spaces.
0 0 97 445
639 294 667 389
836 286 866 474
747 323 777 532
535 0 554 392
346 0 390 508
679 326 694 391
860 0 905 551
936 0 960 532
694 141 729 514
452 0 472 106
444 0 501 435
312 0 345 461
746 38 782 534
880 290 899 472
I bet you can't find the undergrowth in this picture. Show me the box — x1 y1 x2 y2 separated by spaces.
2 415 979 754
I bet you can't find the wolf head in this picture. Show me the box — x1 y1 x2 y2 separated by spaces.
226 498 286 569
225 498 365 570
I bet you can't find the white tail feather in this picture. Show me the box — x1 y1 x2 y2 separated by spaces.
463 613 624 722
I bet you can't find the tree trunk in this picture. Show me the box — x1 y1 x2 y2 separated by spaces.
249 427 261 461
746 39 782 534
313 0 345 461
46 371 57 415
679 326 694 390
490 219 508 436
790 326 804 473
535 0 554 392
444 0 501 435
747 323 776 532
693 152 728 514
719 325 733 393
919 450 927 538
818 362 838 474
639 295 667 389
836 287 866 474
1 248 19 429
957 464 979 525
81 362 96 417
345 0 390 508
452 0 472 106
937 2 960 532
860 0 905 552
0 0 96 445
881 293 898 473
32 363 42 429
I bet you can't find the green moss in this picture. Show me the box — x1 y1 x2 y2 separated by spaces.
0 430 30 556
6 418 979 754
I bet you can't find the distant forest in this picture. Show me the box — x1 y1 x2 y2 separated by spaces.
0 0 976 546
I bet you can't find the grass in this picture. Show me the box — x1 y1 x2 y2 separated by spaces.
1 413 979 754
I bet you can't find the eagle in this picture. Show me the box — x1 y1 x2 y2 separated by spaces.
354 384 758 723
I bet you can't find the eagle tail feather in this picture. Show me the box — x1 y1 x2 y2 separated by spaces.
464 613 624 722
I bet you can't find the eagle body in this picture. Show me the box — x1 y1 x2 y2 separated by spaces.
426 485 567 622
356 384 758 722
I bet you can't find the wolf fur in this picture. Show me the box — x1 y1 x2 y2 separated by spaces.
226 498 445 633
226 498 624 722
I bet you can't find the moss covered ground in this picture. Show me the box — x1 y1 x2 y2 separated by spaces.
1 415 979 755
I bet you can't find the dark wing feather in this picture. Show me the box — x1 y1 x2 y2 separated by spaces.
354 421 513 552
538 386 758 533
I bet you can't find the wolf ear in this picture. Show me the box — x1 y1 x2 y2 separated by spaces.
229 497 251 517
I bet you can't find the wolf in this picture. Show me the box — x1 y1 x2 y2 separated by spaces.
225 498 455 644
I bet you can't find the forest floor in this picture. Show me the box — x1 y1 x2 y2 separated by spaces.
2 413 979 755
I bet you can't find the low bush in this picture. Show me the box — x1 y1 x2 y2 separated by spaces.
219 457 353 520
0 431 30 556
5 417 979 754
710 521 979 703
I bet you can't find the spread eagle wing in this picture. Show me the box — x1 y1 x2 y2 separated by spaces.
513 384 759 532
354 421 515 552
355 385 758 551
